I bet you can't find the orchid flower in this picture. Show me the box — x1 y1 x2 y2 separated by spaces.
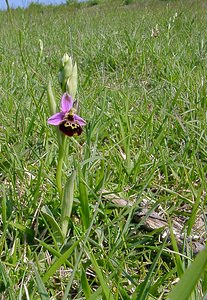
48 93 86 136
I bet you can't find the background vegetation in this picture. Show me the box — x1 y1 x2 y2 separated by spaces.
0 0 207 299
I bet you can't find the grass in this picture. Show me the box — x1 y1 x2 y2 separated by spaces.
0 0 207 299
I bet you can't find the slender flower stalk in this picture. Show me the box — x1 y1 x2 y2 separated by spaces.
56 135 66 198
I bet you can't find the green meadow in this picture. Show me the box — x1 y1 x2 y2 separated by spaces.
0 0 207 299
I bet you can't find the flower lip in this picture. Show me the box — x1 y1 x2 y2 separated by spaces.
59 120 83 136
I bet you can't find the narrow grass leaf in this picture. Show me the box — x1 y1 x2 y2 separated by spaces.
24 284 31 300
135 239 167 300
18 269 27 300
168 219 184 277
86 244 115 300
42 238 81 283
78 164 90 229
35 238 73 268
8 221 34 239
47 80 62 146
81 267 92 299
88 287 103 300
33 266 49 300
167 247 207 300
202 270 207 294
2 188 7 231
0 261 15 300
41 205 64 244
62 190 105 300
61 170 76 238
187 188 202 236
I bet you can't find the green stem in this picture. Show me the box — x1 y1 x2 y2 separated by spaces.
56 135 66 199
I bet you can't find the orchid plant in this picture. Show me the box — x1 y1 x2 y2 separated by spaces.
46 54 87 240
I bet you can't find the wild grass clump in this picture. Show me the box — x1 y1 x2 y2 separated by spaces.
0 0 207 299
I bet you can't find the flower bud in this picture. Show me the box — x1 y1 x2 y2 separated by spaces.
67 62 77 99
58 54 78 97
47 80 56 115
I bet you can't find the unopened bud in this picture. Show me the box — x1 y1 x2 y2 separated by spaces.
67 62 77 99
58 54 73 93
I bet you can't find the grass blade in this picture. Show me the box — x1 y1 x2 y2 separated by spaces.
81 267 92 299
33 266 49 300
167 247 207 300
0 261 15 300
42 238 81 283
61 170 76 239
41 205 64 244
35 238 73 268
168 219 184 278
78 163 90 229
86 243 115 300
135 239 167 300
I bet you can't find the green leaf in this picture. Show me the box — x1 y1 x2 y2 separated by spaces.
86 244 115 300
168 247 207 300
187 188 203 236
35 238 73 268
88 287 103 300
47 80 62 146
61 170 76 239
41 205 64 244
33 266 49 300
2 188 7 231
0 261 15 300
81 267 92 299
78 164 90 229
168 219 184 278
135 239 167 300
42 238 81 283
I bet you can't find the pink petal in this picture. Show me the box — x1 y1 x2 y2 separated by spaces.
48 112 64 125
61 93 73 113
74 114 86 126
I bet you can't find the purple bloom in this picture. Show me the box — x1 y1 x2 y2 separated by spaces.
48 93 86 137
